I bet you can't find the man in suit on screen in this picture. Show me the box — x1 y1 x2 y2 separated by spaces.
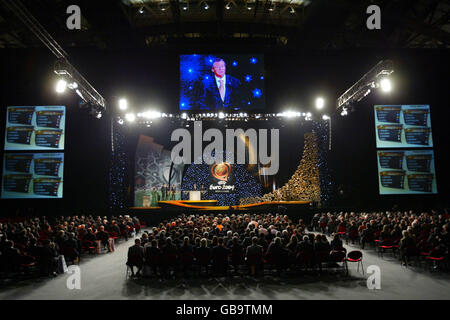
198 58 243 110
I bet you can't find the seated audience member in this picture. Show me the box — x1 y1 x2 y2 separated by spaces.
145 239 161 276
347 221 359 244
41 240 59 277
330 233 344 251
161 237 178 277
211 237 229 275
127 238 144 277
3 240 21 273
246 236 264 275
399 230 416 266
179 236 194 276
195 238 211 275
230 236 244 274
96 226 111 252
360 225 374 249
63 232 80 263
297 235 314 269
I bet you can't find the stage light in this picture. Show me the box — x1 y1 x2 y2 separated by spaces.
181 113 187 119
139 7 144 14
142 111 161 119
55 79 67 93
322 115 330 120
341 107 348 116
118 98 128 110
283 111 296 118
380 78 392 92
68 81 78 89
315 97 325 109
118 119 124 125
125 113 135 122
289 7 295 14
96 112 102 119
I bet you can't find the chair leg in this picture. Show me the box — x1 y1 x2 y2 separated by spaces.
361 260 364 275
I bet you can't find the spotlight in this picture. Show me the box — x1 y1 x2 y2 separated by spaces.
219 112 225 119
322 115 330 120
125 113 136 122
142 111 161 119
68 82 78 89
315 97 325 109
55 79 67 93
118 98 128 110
341 107 348 116
181 113 187 119
96 112 102 119
118 119 124 125
380 78 392 92
139 7 144 14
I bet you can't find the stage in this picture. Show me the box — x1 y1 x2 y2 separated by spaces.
130 200 315 225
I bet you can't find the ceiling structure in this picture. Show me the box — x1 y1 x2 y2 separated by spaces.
0 0 448 49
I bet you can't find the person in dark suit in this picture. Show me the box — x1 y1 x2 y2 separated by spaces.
211 237 229 275
127 239 145 277
198 58 243 110
96 226 110 252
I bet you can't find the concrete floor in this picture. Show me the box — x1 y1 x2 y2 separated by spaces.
1 231 449 300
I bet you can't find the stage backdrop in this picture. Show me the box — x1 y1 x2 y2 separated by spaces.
134 135 183 207
130 120 331 207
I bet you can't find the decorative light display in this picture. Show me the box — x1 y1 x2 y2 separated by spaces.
180 151 262 206
108 120 128 211
313 120 333 203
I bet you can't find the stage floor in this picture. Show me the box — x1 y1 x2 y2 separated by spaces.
130 200 312 211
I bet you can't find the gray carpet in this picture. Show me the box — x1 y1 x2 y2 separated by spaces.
1 231 449 300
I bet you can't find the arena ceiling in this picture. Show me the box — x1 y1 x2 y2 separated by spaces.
0 0 449 49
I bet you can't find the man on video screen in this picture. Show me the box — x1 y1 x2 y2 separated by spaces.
198 58 243 110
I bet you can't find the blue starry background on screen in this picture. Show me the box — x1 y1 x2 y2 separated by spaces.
179 54 265 111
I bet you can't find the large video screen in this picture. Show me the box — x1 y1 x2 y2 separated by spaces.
374 105 433 148
180 54 265 111
4 106 65 150
377 150 437 195
1 153 64 199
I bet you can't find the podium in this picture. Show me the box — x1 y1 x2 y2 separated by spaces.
188 191 201 201
182 190 207 200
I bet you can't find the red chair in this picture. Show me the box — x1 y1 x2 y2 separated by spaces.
425 248 445 270
378 239 397 257
337 225 347 236
346 250 364 275
109 232 119 240
82 240 97 254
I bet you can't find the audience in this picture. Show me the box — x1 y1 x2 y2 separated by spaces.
0 214 139 278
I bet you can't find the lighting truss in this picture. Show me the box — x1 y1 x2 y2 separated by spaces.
1 0 106 112
54 59 106 109
336 60 394 111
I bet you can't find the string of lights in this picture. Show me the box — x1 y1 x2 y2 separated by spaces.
313 121 333 204
109 120 128 211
